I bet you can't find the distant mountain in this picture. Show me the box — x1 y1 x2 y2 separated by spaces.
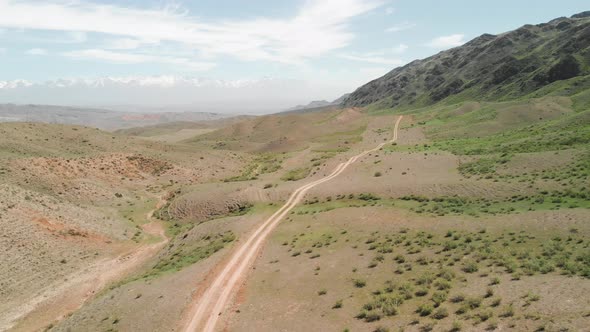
342 12 590 108
0 76 276 90
331 93 351 105
114 115 255 137
0 76 323 114
287 100 331 112
0 104 234 130
286 93 351 112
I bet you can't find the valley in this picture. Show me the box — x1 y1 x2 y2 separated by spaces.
1 7 589 332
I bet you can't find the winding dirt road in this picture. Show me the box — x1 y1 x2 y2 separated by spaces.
183 116 403 332
5 194 170 332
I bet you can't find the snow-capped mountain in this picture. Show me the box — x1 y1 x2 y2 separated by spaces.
0 79 34 89
0 76 277 89
0 76 324 113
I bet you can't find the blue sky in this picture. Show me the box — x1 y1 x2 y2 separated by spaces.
0 0 588 109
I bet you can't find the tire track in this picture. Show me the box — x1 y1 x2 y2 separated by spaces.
183 116 403 332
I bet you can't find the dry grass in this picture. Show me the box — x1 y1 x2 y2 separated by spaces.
230 205 590 332
4 96 589 332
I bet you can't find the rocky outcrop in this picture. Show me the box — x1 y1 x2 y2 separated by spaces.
342 12 590 109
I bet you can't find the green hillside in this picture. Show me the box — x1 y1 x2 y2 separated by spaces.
343 12 590 110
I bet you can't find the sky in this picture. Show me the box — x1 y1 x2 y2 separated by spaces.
0 0 588 113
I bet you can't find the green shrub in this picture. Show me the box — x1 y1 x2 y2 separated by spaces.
450 294 465 303
463 260 479 273
466 296 483 309
281 167 310 181
432 307 449 320
353 279 366 288
415 288 429 297
438 269 456 281
527 293 540 302
431 291 448 307
416 273 435 286
476 309 493 322
417 303 434 316
398 283 414 300
364 311 382 322
435 279 452 291
455 305 468 315
487 320 499 331
358 193 381 201
500 305 514 317
381 303 398 316
420 323 435 332
490 297 502 307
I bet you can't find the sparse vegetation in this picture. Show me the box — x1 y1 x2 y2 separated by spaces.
353 279 366 288
143 231 236 279
6 11 590 332
281 167 311 181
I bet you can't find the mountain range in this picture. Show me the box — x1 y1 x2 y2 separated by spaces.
0 103 233 130
0 77 330 113
342 11 590 109
285 93 350 112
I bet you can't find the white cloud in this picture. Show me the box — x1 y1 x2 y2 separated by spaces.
0 76 342 113
2 30 88 45
392 43 408 54
25 48 47 55
385 21 416 33
67 31 87 43
340 44 407 65
0 0 383 64
0 47 6 54
427 34 466 48
62 49 215 71
63 49 150 63
385 7 395 15
105 38 150 50
339 53 405 66
0 79 33 89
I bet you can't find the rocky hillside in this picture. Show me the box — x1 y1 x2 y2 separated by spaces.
342 11 590 108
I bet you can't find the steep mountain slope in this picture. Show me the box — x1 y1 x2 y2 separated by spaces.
342 12 590 109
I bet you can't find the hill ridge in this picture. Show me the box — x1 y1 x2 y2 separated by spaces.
342 11 590 109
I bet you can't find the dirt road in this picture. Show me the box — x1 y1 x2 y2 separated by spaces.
6 194 170 332
183 116 403 332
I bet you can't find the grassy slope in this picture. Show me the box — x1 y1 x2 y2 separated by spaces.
234 205 590 332
228 59 590 331
10 54 588 331
375 72 590 215
344 14 590 110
